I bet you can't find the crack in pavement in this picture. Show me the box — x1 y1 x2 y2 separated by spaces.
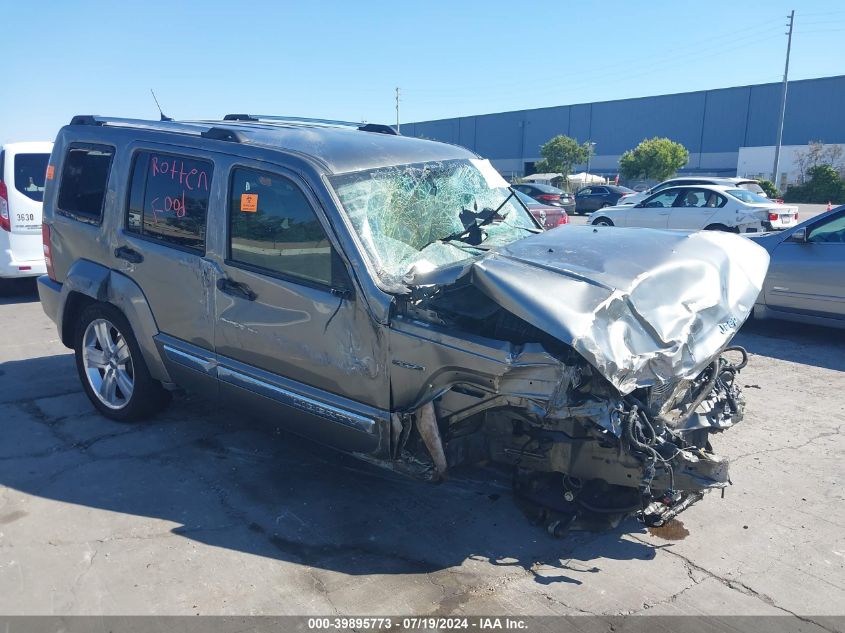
630 534 840 632
616 561 706 615
69 543 99 605
731 424 845 464
306 568 341 617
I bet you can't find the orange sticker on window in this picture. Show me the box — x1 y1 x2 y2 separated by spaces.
240 193 258 212
46 165 55 180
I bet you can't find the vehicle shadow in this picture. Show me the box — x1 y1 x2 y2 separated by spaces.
0 278 39 304
736 318 845 372
0 355 657 585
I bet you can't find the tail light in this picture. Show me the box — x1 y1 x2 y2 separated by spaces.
558 214 569 225
768 212 779 222
0 181 10 232
537 194 560 201
42 222 56 281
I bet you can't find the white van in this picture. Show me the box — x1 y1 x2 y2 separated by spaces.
0 142 53 280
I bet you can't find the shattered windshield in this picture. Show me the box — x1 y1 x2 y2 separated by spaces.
328 159 537 287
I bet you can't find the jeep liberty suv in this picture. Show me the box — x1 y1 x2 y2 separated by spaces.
38 114 769 527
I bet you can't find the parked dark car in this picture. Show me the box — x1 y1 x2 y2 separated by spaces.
512 182 575 214
574 184 635 214
514 190 569 229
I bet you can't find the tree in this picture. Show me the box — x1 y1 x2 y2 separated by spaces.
534 135 591 176
794 141 844 182
783 164 845 203
618 137 689 182
757 178 780 198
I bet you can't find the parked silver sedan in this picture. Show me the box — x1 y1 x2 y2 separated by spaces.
751 205 845 329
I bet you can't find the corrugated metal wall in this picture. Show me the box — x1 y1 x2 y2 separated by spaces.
403 75 845 177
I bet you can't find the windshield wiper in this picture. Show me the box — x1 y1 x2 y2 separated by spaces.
436 190 518 246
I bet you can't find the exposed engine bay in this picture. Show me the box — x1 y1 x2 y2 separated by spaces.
380 226 767 532
387 284 748 531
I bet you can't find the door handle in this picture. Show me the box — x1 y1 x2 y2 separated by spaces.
217 278 257 301
114 245 143 264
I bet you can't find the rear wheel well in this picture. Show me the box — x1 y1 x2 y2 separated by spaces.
61 292 96 347
704 223 737 232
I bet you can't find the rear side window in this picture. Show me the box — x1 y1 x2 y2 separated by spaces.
228 167 332 286
57 144 114 222
126 151 212 253
738 182 766 195
727 189 769 204
14 153 50 202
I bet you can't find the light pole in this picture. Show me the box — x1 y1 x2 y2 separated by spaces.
772 10 795 188
585 142 597 186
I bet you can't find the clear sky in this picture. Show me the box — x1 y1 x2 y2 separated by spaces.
2 0 844 145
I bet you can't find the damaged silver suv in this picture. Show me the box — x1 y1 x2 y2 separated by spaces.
38 114 769 528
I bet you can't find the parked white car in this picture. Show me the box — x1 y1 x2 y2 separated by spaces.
617 177 769 207
589 184 798 233
1 142 53 280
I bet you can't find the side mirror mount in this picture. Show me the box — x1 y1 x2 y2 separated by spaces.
787 227 807 243
331 248 355 298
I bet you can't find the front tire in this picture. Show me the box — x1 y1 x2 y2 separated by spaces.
592 217 614 226
74 303 170 421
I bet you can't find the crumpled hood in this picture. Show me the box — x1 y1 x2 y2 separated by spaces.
469 226 769 394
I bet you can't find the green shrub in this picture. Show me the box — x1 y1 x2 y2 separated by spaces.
783 165 845 203
756 179 779 199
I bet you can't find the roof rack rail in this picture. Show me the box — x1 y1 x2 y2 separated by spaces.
222 114 399 135
223 114 259 121
69 115 104 126
201 127 246 143
67 115 244 144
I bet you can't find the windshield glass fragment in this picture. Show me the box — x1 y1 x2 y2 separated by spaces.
329 159 537 286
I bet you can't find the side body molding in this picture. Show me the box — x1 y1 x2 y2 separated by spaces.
155 333 386 455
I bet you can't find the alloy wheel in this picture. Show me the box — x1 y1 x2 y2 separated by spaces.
82 318 134 409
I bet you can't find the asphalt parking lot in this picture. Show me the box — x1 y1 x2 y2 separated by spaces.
0 272 843 620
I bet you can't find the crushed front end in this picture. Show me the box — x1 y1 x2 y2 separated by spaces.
501 346 749 529
384 227 768 532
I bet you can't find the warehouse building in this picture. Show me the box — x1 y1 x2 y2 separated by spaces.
402 74 845 189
